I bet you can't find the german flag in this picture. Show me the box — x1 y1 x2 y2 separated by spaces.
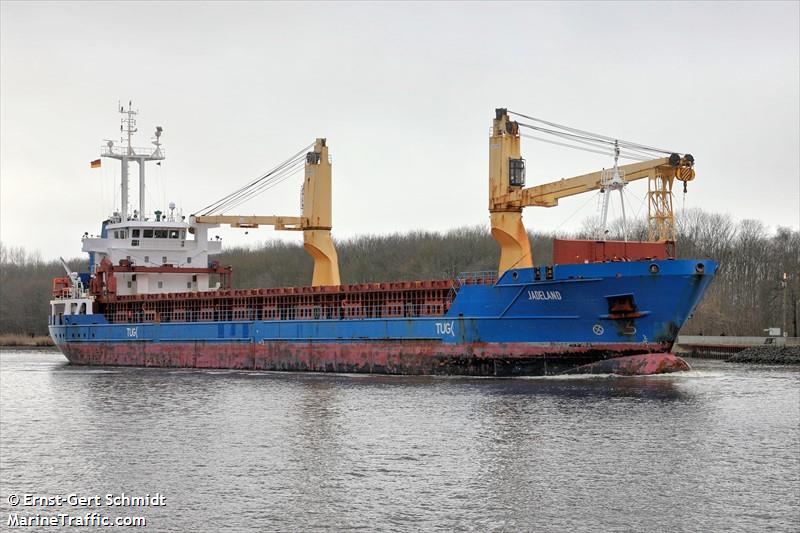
90 159 101 168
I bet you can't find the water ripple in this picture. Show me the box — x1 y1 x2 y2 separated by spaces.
1 351 798 532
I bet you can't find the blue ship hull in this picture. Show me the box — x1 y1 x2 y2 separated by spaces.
49 259 716 375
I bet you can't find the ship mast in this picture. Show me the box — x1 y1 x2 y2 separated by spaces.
101 101 165 221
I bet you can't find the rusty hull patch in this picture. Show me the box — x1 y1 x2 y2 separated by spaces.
60 340 681 377
569 352 690 375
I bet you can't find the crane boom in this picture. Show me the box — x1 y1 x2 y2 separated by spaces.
492 156 694 208
489 108 695 275
192 138 340 286
190 215 303 230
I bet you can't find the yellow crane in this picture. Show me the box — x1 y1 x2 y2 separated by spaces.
489 109 695 275
192 138 341 286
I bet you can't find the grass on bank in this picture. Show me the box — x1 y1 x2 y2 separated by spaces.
0 334 54 347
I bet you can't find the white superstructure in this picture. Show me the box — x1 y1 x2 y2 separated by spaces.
80 103 222 297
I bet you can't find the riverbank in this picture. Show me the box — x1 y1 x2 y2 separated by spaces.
674 335 800 362
727 345 800 365
0 334 54 347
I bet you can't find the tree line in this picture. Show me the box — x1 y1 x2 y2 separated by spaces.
1 208 797 337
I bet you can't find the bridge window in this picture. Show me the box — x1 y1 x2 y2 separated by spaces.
155 230 168 238
132 229 140 238
169 230 179 238
143 229 153 238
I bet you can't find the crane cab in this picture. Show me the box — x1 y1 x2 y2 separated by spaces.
509 158 526 187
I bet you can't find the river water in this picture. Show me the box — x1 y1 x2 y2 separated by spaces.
1 349 798 532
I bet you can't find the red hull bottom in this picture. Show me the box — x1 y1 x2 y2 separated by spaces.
58 341 686 376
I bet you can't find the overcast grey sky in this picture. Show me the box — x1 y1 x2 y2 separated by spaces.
1 1 798 260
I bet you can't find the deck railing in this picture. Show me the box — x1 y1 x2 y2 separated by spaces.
453 271 498 287
100 284 456 325
100 145 165 158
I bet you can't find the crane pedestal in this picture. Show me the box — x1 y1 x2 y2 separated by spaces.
490 211 533 274
304 229 340 287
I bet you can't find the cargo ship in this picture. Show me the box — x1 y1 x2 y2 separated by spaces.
48 105 716 376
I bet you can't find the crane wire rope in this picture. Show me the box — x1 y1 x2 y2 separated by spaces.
622 185 648 222
515 114 664 239
552 190 603 234
519 133 649 162
198 150 308 215
517 122 665 162
522 124 657 160
200 163 296 215
196 143 313 216
212 159 306 214
508 110 680 156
